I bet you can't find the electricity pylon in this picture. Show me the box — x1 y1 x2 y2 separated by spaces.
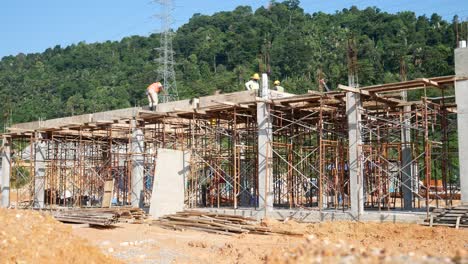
154 0 178 102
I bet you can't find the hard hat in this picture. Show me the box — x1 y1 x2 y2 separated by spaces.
252 73 260 80
274 80 280 85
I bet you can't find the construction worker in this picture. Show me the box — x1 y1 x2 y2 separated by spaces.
147 82 163 110
245 73 260 94
273 80 285 92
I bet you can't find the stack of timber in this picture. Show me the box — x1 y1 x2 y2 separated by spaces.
151 211 303 236
423 204 468 229
96 207 147 223
53 210 118 226
53 207 147 226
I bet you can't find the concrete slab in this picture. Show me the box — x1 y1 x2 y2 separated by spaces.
196 208 426 223
149 148 190 218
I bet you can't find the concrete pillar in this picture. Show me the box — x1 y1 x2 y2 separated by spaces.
400 93 413 210
34 134 46 208
1 136 11 208
455 47 468 203
346 92 364 217
258 73 273 214
131 120 145 208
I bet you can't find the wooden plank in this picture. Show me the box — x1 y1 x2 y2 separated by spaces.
211 100 250 109
338 84 371 96
421 78 441 88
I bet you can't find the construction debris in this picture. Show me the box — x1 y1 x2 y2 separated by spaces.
53 207 147 226
423 204 468 229
151 211 303 236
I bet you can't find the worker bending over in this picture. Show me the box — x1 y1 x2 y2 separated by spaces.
147 82 163 111
273 80 285 92
245 73 260 94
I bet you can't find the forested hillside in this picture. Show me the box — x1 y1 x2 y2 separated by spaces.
0 1 464 128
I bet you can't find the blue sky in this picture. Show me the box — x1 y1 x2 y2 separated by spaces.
1 0 466 59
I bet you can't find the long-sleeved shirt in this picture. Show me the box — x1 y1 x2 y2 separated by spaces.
245 80 259 91
273 85 285 92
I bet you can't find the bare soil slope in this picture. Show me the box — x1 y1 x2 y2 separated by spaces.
0 208 119 264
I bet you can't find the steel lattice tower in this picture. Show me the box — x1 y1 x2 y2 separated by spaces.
154 0 178 102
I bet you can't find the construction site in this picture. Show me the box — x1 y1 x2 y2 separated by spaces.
1 1 468 262
0 46 466 263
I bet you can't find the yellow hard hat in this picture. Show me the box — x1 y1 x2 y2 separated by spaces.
252 73 260 80
274 80 280 85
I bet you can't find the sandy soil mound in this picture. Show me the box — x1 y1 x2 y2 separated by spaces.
266 222 468 264
0 208 119 264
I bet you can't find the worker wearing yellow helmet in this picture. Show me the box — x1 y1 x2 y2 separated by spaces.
245 73 260 94
273 80 285 93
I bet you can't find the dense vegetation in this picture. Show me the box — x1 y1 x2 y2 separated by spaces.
0 1 465 128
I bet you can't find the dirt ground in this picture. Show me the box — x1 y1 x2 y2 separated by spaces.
1 207 466 263
71 218 468 264
0 208 118 264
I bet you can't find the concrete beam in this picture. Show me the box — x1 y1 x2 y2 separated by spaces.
257 74 273 215
455 47 468 203
1 136 11 208
11 107 141 131
346 92 364 217
33 134 46 208
131 120 145 208
10 91 259 131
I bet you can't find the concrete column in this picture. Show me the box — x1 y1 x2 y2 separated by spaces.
455 47 468 203
1 136 11 208
346 92 364 217
400 93 413 210
34 134 46 208
131 120 145 208
258 73 273 214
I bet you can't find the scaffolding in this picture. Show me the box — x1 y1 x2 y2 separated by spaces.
1 76 463 214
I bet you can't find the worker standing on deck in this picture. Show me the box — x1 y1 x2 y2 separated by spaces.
147 82 163 111
245 73 260 94
273 80 285 92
